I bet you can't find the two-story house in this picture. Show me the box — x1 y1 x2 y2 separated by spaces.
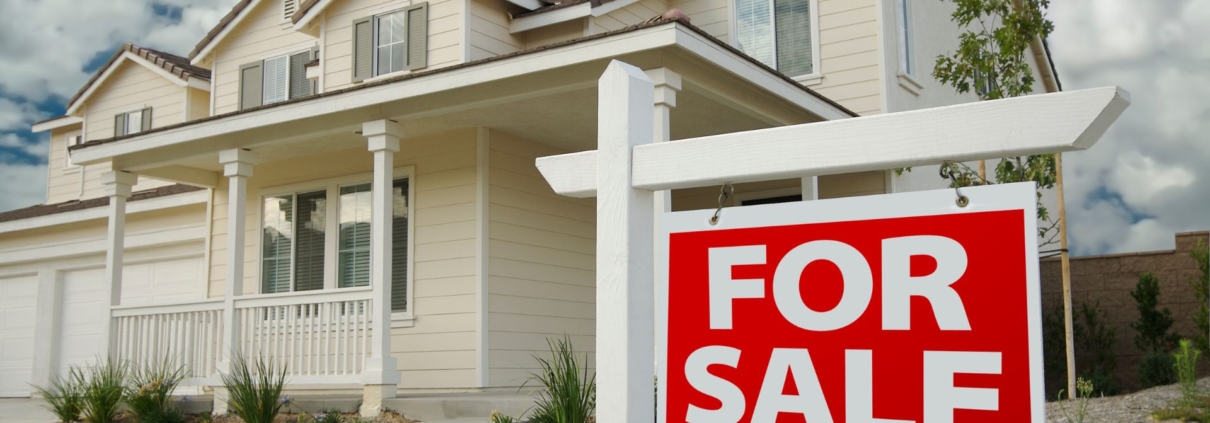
0 0 1058 417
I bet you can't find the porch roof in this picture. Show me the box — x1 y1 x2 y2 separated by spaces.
70 19 855 178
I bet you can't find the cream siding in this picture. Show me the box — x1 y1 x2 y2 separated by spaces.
322 0 464 92
83 61 188 141
45 127 83 204
672 0 729 41
485 131 596 387
523 19 587 48
589 0 668 33
468 0 523 61
187 87 211 121
206 129 480 388
813 0 882 115
211 0 317 115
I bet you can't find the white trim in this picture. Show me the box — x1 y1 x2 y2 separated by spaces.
0 224 206 266
474 127 490 387
187 77 212 91
589 0 640 16
63 132 83 171
894 0 914 77
728 0 821 79
31 116 83 133
506 0 543 10
462 0 472 61
655 183 1045 423
510 3 591 33
362 69 414 84
0 189 209 235
73 24 854 165
192 0 265 65
536 86 1131 196
256 166 417 320
898 72 923 95
67 52 201 115
318 14 327 93
291 0 334 30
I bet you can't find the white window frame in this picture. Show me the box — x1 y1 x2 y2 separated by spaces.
730 0 823 85
262 54 291 105
895 0 924 95
257 166 417 323
116 106 148 136
371 7 411 79
63 132 82 171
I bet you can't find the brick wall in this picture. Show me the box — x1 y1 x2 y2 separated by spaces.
1041 231 1209 391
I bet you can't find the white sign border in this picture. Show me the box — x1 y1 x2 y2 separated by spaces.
655 182 1044 423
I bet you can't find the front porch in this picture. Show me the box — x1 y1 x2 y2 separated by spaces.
66 21 858 417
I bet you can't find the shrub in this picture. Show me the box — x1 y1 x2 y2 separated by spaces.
1189 241 1210 352
1138 352 1177 388
1132 272 1179 353
527 336 595 423
218 355 288 423
491 410 518 423
1175 339 1202 409
125 360 186 423
31 368 83 423
73 357 130 423
1075 301 1120 396
1042 303 1069 398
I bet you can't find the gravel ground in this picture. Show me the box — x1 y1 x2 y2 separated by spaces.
1045 378 1210 422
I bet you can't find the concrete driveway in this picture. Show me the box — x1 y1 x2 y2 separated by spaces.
0 398 55 423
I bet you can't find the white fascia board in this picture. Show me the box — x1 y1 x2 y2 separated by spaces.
291 0 332 30
31 116 84 133
192 0 262 65
508 0 545 10
187 77 212 91
0 189 209 235
0 224 205 266
66 52 191 115
510 3 591 33
590 0 639 16
72 24 852 165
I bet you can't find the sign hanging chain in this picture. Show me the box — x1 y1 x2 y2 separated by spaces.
709 182 735 225
940 162 970 207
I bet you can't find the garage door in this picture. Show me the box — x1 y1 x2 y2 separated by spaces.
57 257 203 377
0 274 37 397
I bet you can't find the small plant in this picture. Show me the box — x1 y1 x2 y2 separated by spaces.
1058 377 1094 423
31 368 83 423
77 357 129 423
1175 339 1202 409
125 359 187 423
526 335 595 423
1132 272 1179 353
1139 351 1177 388
218 354 288 423
315 410 345 423
491 409 518 423
1074 301 1120 396
197 411 213 423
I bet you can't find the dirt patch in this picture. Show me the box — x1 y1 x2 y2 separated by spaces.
1046 378 1210 422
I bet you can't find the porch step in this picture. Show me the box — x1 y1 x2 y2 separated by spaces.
384 392 536 422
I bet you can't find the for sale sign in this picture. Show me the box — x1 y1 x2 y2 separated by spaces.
656 183 1044 423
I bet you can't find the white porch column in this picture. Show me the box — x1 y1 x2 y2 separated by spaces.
98 170 137 358
360 119 402 416
645 68 681 215
214 149 257 416
801 175 819 200
597 61 656 423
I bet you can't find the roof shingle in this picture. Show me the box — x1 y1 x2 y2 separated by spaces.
68 43 212 110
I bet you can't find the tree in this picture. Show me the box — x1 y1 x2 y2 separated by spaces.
1189 240 1210 352
931 0 1058 245
1131 272 1179 388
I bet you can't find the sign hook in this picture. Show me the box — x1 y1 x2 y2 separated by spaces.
939 162 970 208
709 182 735 225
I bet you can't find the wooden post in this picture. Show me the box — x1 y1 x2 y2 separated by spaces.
361 119 403 416
215 149 257 416
1055 151 1076 399
99 170 137 359
596 60 656 423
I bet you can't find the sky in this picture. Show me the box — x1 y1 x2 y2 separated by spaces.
0 0 1205 256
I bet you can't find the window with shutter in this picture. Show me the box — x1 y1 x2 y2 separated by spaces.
288 51 313 99
262 55 289 105
239 62 264 110
64 134 82 169
354 3 428 81
734 0 818 78
113 108 151 137
114 114 126 137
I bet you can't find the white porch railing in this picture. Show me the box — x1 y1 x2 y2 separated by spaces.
109 287 374 386
111 300 225 385
234 288 373 383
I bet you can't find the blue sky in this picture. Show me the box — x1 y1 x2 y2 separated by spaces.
0 0 1206 256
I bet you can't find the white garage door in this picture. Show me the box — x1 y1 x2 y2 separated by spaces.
57 257 203 377
0 274 37 397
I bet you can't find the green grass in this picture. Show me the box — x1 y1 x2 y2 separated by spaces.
526 336 595 423
218 355 288 423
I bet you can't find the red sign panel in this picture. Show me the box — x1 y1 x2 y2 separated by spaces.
657 184 1043 423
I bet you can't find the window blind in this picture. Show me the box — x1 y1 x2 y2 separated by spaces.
735 0 774 68
262 195 294 293
339 184 373 288
293 191 326 291
775 0 813 76
391 179 409 312
262 56 289 105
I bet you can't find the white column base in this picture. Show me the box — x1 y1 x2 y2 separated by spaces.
212 386 231 416
360 384 399 417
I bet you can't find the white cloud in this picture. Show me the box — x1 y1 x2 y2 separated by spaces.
0 98 48 131
1050 0 1210 254
0 134 48 159
0 161 47 212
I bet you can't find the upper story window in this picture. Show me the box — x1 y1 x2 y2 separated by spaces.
260 174 413 314
351 3 428 82
64 134 82 170
897 0 914 76
114 108 151 137
734 0 819 79
239 48 316 110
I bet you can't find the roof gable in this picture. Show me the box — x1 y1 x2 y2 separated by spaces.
188 0 258 62
67 44 211 115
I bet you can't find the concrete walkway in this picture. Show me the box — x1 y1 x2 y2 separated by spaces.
0 398 55 423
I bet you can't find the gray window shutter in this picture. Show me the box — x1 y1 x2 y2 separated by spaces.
239 62 264 110
352 17 373 82
406 3 428 70
114 114 125 137
288 51 312 99
140 108 152 131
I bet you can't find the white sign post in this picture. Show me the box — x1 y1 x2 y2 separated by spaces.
537 60 1128 423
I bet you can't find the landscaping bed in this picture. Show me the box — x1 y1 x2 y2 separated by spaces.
1047 377 1210 422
